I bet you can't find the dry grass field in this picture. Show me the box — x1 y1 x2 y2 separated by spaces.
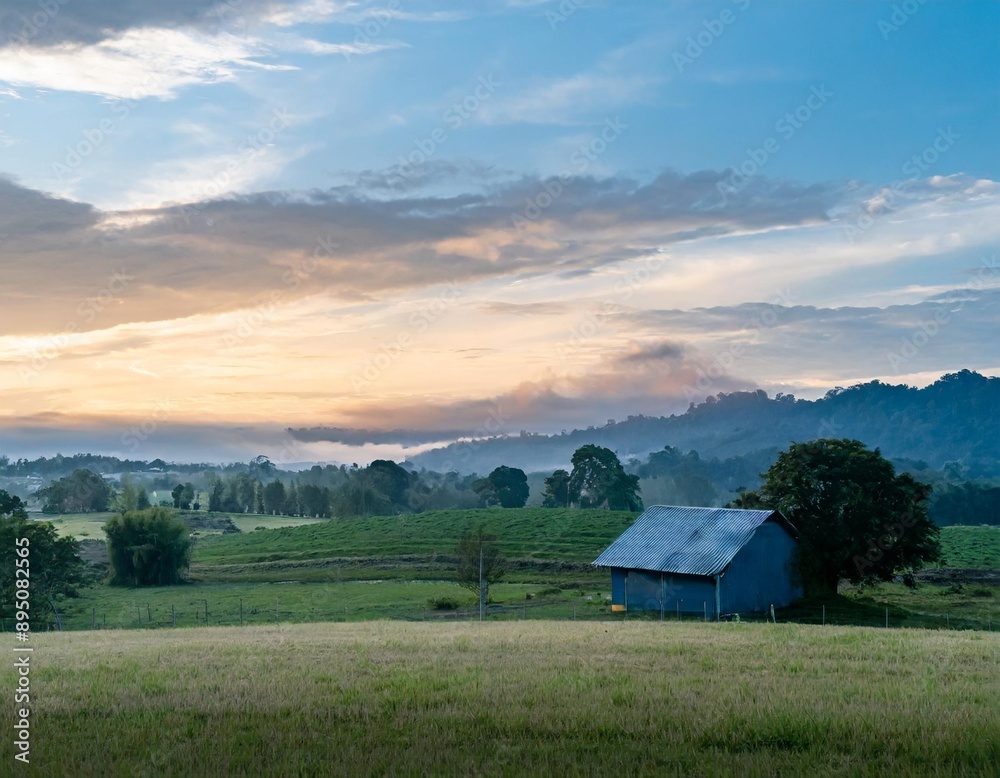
3 621 998 776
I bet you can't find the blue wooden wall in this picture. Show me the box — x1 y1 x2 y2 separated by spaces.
719 521 802 614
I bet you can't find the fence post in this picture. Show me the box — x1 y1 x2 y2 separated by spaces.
137 604 141 625
885 608 888 628
92 608 96 630
822 605 825 626
172 604 175 628
240 599 244 627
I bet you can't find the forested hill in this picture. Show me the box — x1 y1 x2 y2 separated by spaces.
406 371 999 476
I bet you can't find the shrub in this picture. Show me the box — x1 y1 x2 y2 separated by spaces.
104 508 191 587
427 596 462 610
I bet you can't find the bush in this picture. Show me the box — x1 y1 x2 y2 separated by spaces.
537 587 562 597
970 587 994 598
104 508 191 587
427 596 462 611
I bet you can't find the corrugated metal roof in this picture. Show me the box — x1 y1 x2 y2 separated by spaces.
592 506 785 576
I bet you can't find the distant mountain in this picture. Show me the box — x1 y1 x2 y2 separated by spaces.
405 371 1000 477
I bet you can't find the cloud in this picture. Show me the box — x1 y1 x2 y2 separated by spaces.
477 301 570 317
619 289 1000 391
617 340 686 363
0 1 405 98
271 33 407 57
479 72 655 125
0 0 284 48
0 27 293 99
477 40 660 126
0 167 844 336
287 426 471 446
325 338 753 435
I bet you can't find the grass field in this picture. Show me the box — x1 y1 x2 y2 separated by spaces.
939 525 1000 569
55 580 613 630
33 509 1000 634
4 621 997 776
40 511 324 539
36 511 115 539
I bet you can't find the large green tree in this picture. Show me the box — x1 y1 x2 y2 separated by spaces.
1 490 88 629
475 466 529 508
756 439 940 593
365 460 412 507
568 445 642 511
104 507 191 586
262 479 287 515
35 468 113 514
171 483 196 510
541 469 571 508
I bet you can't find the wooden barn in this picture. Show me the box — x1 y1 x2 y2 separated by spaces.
593 506 803 619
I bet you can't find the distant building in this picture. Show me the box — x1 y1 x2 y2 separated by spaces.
593 506 802 619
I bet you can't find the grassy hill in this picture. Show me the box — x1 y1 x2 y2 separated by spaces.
190 509 1000 581
191 508 637 583
938 525 1000 569
9 621 998 775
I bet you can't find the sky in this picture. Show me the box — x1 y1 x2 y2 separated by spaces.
0 0 998 466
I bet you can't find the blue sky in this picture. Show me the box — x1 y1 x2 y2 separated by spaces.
0 0 998 464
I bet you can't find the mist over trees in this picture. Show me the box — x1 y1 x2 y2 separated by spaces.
407 371 1000 477
5 371 997 527
35 469 114 514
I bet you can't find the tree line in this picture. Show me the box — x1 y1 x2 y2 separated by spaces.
1 438 949 611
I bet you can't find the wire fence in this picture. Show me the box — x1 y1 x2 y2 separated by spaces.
6 597 997 633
